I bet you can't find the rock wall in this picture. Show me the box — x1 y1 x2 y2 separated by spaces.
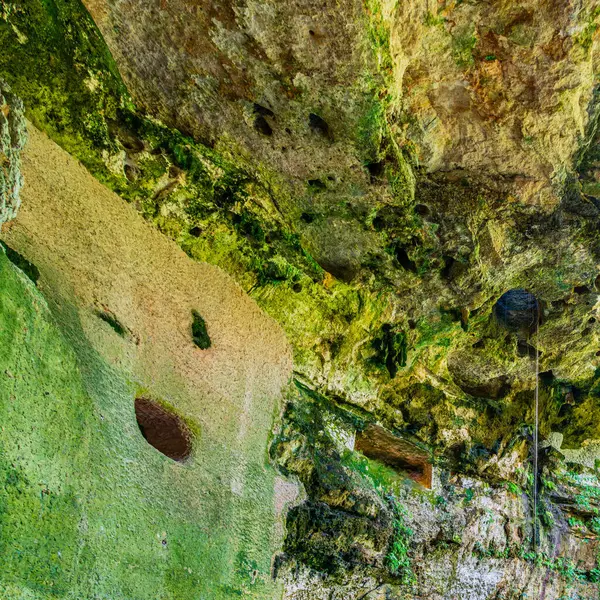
0 124 293 599
2 0 600 598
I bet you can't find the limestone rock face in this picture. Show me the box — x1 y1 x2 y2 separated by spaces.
0 82 25 225
3 0 600 598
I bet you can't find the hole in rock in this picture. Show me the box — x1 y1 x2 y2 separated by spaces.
517 340 540 358
354 424 432 488
366 161 384 180
191 310 211 349
574 285 590 295
293 282 302 293
415 203 430 217
395 246 418 273
441 256 456 279
189 226 202 238
135 397 192 462
308 113 332 140
589 317 596 324
372 215 385 231
308 179 326 190
493 289 540 337
300 212 315 224
254 116 273 136
124 163 138 182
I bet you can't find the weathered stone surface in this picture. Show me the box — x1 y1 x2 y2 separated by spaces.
2 0 600 597
0 124 293 599
0 82 25 224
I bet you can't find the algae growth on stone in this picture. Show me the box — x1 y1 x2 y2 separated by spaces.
3 0 600 598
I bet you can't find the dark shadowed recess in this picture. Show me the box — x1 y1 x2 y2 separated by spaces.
135 397 192 462
494 288 540 337
355 424 432 488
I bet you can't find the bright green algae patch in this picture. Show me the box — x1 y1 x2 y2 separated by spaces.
0 250 282 599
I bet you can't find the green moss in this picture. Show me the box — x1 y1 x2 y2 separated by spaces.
452 25 477 69
0 251 282 599
575 7 600 51
386 503 415 586
0 0 128 177
191 310 211 349
371 323 407 378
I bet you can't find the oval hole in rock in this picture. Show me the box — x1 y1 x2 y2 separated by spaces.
415 203 430 217
96 309 127 337
493 289 540 337
135 397 192 462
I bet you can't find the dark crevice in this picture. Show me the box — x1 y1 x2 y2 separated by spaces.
254 115 273 136
371 324 407 379
372 215 385 231
517 340 541 358
309 113 332 140
395 246 418 273
574 285 591 295
366 161 384 181
191 310 211 349
307 179 326 190
1 242 40 284
253 103 274 117
96 309 127 337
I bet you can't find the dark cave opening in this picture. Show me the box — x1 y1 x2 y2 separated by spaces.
493 288 540 337
134 397 192 462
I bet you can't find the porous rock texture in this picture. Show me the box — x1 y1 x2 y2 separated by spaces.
2 0 600 598
0 81 26 224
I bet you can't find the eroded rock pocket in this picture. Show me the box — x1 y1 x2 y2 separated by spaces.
355 424 432 488
135 397 192 462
